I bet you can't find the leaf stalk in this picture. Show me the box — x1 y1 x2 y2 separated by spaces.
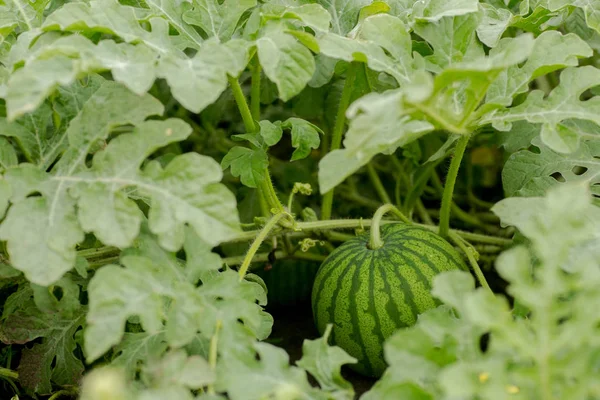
321 63 357 220
439 134 470 238
238 212 294 280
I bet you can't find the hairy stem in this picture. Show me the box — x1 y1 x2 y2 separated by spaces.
449 232 492 294
368 204 412 249
439 134 470 238
88 256 120 270
251 58 261 121
228 74 284 214
0 367 18 380
48 389 78 400
238 212 293 280
259 169 285 214
227 218 512 245
321 63 357 220
228 75 257 133
367 163 392 204
77 246 120 260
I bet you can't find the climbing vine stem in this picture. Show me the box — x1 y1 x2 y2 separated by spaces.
0 367 18 380
250 57 261 121
449 231 492 294
238 212 294 281
321 63 358 220
368 204 412 250
228 74 285 214
439 134 471 238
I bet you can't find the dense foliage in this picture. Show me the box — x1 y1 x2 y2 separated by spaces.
0 0 599 399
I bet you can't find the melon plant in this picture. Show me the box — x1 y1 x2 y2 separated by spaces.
312 223 467 377
3 0 600 399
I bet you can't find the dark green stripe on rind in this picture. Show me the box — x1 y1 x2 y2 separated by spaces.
311 223 467 378
387 247 438 313
347 255 373 374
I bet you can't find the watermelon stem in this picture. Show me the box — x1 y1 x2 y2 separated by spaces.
449 232 492 293
366 163 392 204
250 55 261 122
228 73 286 217
321 63 358 221
238 212 295 281
439 134 471 238
368 204 412 249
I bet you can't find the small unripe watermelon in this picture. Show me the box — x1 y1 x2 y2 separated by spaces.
311 223 467 377
256 258 320 309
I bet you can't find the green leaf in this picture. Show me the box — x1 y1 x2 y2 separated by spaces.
296 324 356 397
261 3 332 32
71 119 191 248
551 0 600 34
139 152 242 250
144 0 204 48
257 23 316 102
111 332 169 380
158 38 251 113
5 55 77 120
318 89 433 193
0 0 49 31
485 31 592 107
221 147 269 188
1 80 240 285
0 136 18 172
143 349 215 390
565 7 600 52
0 81 162 284
413 13 484 72
476 3 514 48
183 227 223 284
412 0 479 22
318 32 533 193
86 242 270 367
0 179 11 219
317 0 370 35
281 117 322 161
0 286 85 394
218 342 318 400
318 14 415 85
512 4 558 34
23 0 251 115
0 180 85 286
84 256 182 362
495 120 541 153
484 67 600 153
183 0 256 42
0 103 54 164
501 136 600 198
259 120 285 147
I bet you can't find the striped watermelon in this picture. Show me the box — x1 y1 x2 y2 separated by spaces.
311 223 467 377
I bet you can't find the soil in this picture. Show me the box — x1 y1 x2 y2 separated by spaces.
268 301 377 398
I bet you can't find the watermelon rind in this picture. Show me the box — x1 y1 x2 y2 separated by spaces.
311 223 467 377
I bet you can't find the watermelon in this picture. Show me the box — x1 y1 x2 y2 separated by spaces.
256 258 321 309
311 223 467 377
